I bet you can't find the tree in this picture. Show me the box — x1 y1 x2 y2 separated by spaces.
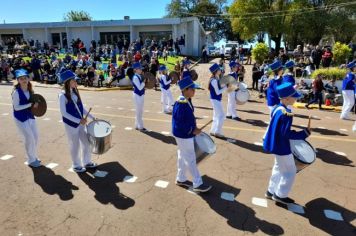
63 10 92 21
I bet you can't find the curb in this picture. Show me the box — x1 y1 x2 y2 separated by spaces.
293 102 342 112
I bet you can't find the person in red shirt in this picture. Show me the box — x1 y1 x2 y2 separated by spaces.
305 74 325 109
322 47 333 67
134 51 142 62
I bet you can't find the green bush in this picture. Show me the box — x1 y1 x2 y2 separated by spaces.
252 43 269 64
311 67 347 80
333 42 352 65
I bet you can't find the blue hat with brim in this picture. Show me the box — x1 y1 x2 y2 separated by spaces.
183 60 191 66
277 82 301 99
60 70 76 83
133 62 142 70
269 60 283 71
178 77 200 90
284 60 295 69
346 61 355 69
159 65 167 71
15 69 29 79
209 63 220 73
229 61 237 68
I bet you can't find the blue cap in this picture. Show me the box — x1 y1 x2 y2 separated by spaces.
183 60 191 66
284 60 295 69
133 62 142 70
178 77 200 90
15 69 29 79
229 61 237 68
182 71 191 79
269 60 282 71
60 70 76 83
346 61 355 69
209 63 220 73
277 82 301 99
159 65 167 71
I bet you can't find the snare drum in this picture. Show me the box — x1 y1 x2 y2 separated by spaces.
194 132 216 162
235 82 250 105
87 120 112 154
290 139 316 172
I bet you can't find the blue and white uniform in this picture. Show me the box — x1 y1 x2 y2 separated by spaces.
209 77 227 135
226 71 239 119
282 73 295 86
132 73 145 129
266 76 283 113
159 74 174 113
340 71 355 119
172 95 203 188
12 87 39 165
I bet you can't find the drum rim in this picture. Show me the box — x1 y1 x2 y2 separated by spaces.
87 119 112 136
290 139 316 164
195 132 217 154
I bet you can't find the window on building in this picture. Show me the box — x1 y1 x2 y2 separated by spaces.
139 31 172 47
1 34 23 45
52 33 60 47
99 32 130 45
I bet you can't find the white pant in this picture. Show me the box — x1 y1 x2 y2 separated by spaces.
64 124 92 168
268 154 296 198
340 90 355 119
226 91 238 118
210 99 225 134
133 93 144 129
175 137 203 188
161 88 174 112
15 118 39 163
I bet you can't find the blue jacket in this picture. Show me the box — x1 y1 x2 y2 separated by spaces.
282 73 295 85
267 77 283 106
342 72 355 91
13 88 35 122
263 104 310 155
209 78 222 101
132 74 145 96
62 97 84 128
172 96 196 139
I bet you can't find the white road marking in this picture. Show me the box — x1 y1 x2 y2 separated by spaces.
43 118 51 121
144 110 150 113
46 163 58 169
317 127 326 129
123 175 138 183
252 197 268 207
203 115 209 118
93 170 108 178
130 109 135 111
105 106 112 109
125 127 133 131
254 142 263 146
58 120 63 123
0 155 14 160
157 111 163 114
68 168 74 173
324 210 344 221
111 125 116 129
287 203 305 214
2 113 9 116
118 107 124 110
339 129 348 132
155 180 169 188
334 151 347 156
220 192 235 201
161 131 170 135
264 121 270 125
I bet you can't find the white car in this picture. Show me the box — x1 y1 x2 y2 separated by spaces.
224 42 239 56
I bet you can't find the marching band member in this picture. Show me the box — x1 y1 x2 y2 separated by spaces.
172 76 212 192
282 60 296 86
12 69 41 168
226 61 240 120
158 65 174 114
180 59 191 79
266 60 284 114
340 61 355 120
263 83 311 204
59 70 96 173
209 63 227 138
132 62 146 131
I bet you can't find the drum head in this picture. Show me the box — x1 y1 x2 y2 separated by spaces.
87 120 112 138
30 94 47 117
195 132 216 154
235 90 250 105
239 82 248 90
290 140 316 164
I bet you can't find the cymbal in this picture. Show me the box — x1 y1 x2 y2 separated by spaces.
30 94 47 117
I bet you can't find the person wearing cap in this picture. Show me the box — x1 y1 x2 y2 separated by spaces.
282 60 296 86
58 70 97 173
12 69 42 168
226 61 240 120
180 59 191 80
172 76 212 192
132 62 146 131
209 63 227 138
266 60 284 114
158 65 174 114
340 61 356 120
263 83 311 204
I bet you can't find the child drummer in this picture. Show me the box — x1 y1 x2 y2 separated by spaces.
158 65 174 114
172 76 212 193
263 83 311 204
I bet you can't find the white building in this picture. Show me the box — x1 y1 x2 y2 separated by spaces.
0 17 206 56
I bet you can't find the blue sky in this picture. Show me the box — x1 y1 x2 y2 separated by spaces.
1 0 171 23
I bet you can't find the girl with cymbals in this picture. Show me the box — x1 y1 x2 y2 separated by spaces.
158 65 174 114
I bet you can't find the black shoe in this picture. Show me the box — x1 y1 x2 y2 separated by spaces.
232 117 241 121
226 116 232 119
272 194 295 204
265 191 273 199
85 162 97 169
193 184 212 193
305 104 309 109
175 180 193 188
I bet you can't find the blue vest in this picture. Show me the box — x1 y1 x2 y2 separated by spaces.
159 75 171 90
342 72 355 91
62 95 84 128
229 72 238 80
209 78 222 101
282 74 295 85
133 74 145 96
172 96 196 139
267 77 283 106
13 88 35 122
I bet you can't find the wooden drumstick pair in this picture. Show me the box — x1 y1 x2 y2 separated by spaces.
200 120 213 130
84 107 92 120
308 115 312 132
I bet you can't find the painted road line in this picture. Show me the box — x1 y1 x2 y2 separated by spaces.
155 180 169 188
254 142 263 146
252 197 268 208
334 151 347 156
123 176 138 183
161 131 170 135
125 127 133 131
0 155 14 160
46 163 59 169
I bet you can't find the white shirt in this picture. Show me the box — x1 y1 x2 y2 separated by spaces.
160 75 171 86
12 89 32 111
220 47 225 54
59 90 93 124
210 78 226 95
132 74 145 91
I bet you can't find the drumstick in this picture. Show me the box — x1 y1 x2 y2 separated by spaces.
84 107 92 120
200 120 213 130
307 115 311 131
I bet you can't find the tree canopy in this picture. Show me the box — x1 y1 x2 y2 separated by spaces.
63 10 93 21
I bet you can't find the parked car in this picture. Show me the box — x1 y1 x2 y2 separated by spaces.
224 41 239 56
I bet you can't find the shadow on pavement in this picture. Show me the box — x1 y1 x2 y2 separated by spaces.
78 161 135 210
141 130 177 145
316 148 355 167
292 125 348 136
194 105 213 111
237 109 268 115
200 175 284 235
294 114 321 120
32 166 79 201
219 136 267 154
239 119 269 128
